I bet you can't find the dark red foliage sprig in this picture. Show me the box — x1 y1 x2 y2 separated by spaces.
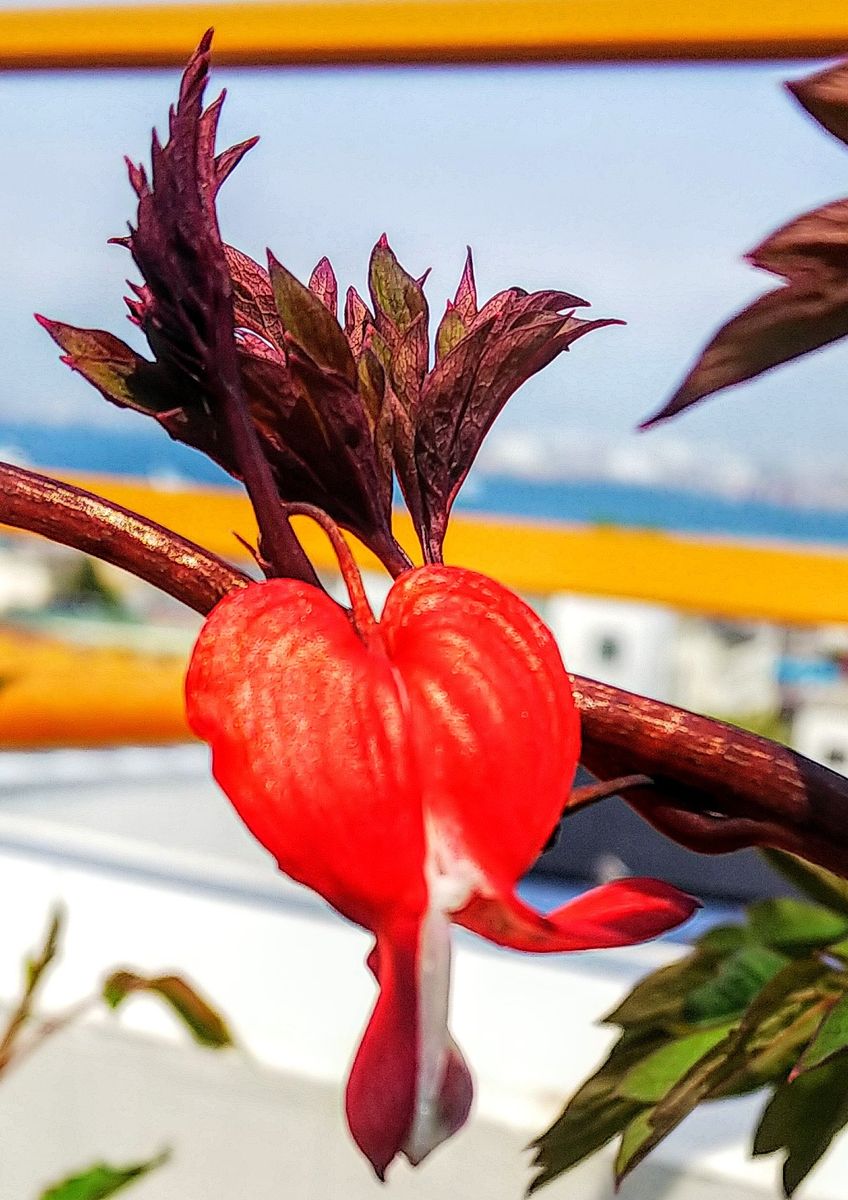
645 57 848 426
37 30 617 574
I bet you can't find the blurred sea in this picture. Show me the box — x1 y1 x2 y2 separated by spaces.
3 420 848 547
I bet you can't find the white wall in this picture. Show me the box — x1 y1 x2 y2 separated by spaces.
545 594 678 701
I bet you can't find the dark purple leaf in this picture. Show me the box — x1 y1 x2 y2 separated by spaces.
309 256 339 317
225 245 286 356
649 57 848 429
413 297 618 558
747 199 848 281
644 283 848 427
343 285 375 359
41 36 400 572
788 59 848 149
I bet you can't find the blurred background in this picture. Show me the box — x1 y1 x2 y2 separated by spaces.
0 5 847 1197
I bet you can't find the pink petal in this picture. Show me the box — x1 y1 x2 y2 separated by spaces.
454 878 700 953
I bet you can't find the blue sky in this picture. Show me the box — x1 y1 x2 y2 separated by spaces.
2 55 847 476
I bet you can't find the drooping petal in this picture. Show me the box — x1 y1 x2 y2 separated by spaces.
347 912 472 1179
187 577 476 1180
346 921 420 1180
454 878 699 953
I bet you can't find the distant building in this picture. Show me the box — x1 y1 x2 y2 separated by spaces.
544 594 678 702
673 620 782 717
792 703 848 777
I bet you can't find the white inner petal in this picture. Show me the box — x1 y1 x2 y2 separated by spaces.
403 894 453 1165
403 818 479 1165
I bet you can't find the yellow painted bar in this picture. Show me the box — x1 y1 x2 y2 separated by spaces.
20 472 847 627
0 0 848 70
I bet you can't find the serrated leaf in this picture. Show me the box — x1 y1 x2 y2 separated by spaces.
102 970 233 1048
762 851 848 918
618 1024 736 1103
795 992 848 1074
268 253 355 384
416 298 617 559
753 1053 848 1195
38 1150 169 1199
748 899 848 952
684 946 788 1025
225 245 286 353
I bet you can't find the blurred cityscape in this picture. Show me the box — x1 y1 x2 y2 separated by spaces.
0 534 845 776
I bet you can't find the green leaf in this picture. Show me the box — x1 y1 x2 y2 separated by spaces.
618 1024 737 1103
748 898 848 953
614 958 831 1184
615 1034 734 1184
795 992 848 1074
684 946 788 1025
753 1053 848 1195
435 305 467 361
716 998 834 1098
762 851 848 918
528 1031 660 1192
604 925 746 1030
38 1150 169 1199
695 924 751 956
615 1109 655 1180
102 971 233 1048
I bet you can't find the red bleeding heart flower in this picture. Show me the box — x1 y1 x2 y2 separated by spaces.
185 516 698 1179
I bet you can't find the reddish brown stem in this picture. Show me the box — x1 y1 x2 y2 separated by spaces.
573 676 848 879
212 329 318 586
0 463 251 614
2 458 847 878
